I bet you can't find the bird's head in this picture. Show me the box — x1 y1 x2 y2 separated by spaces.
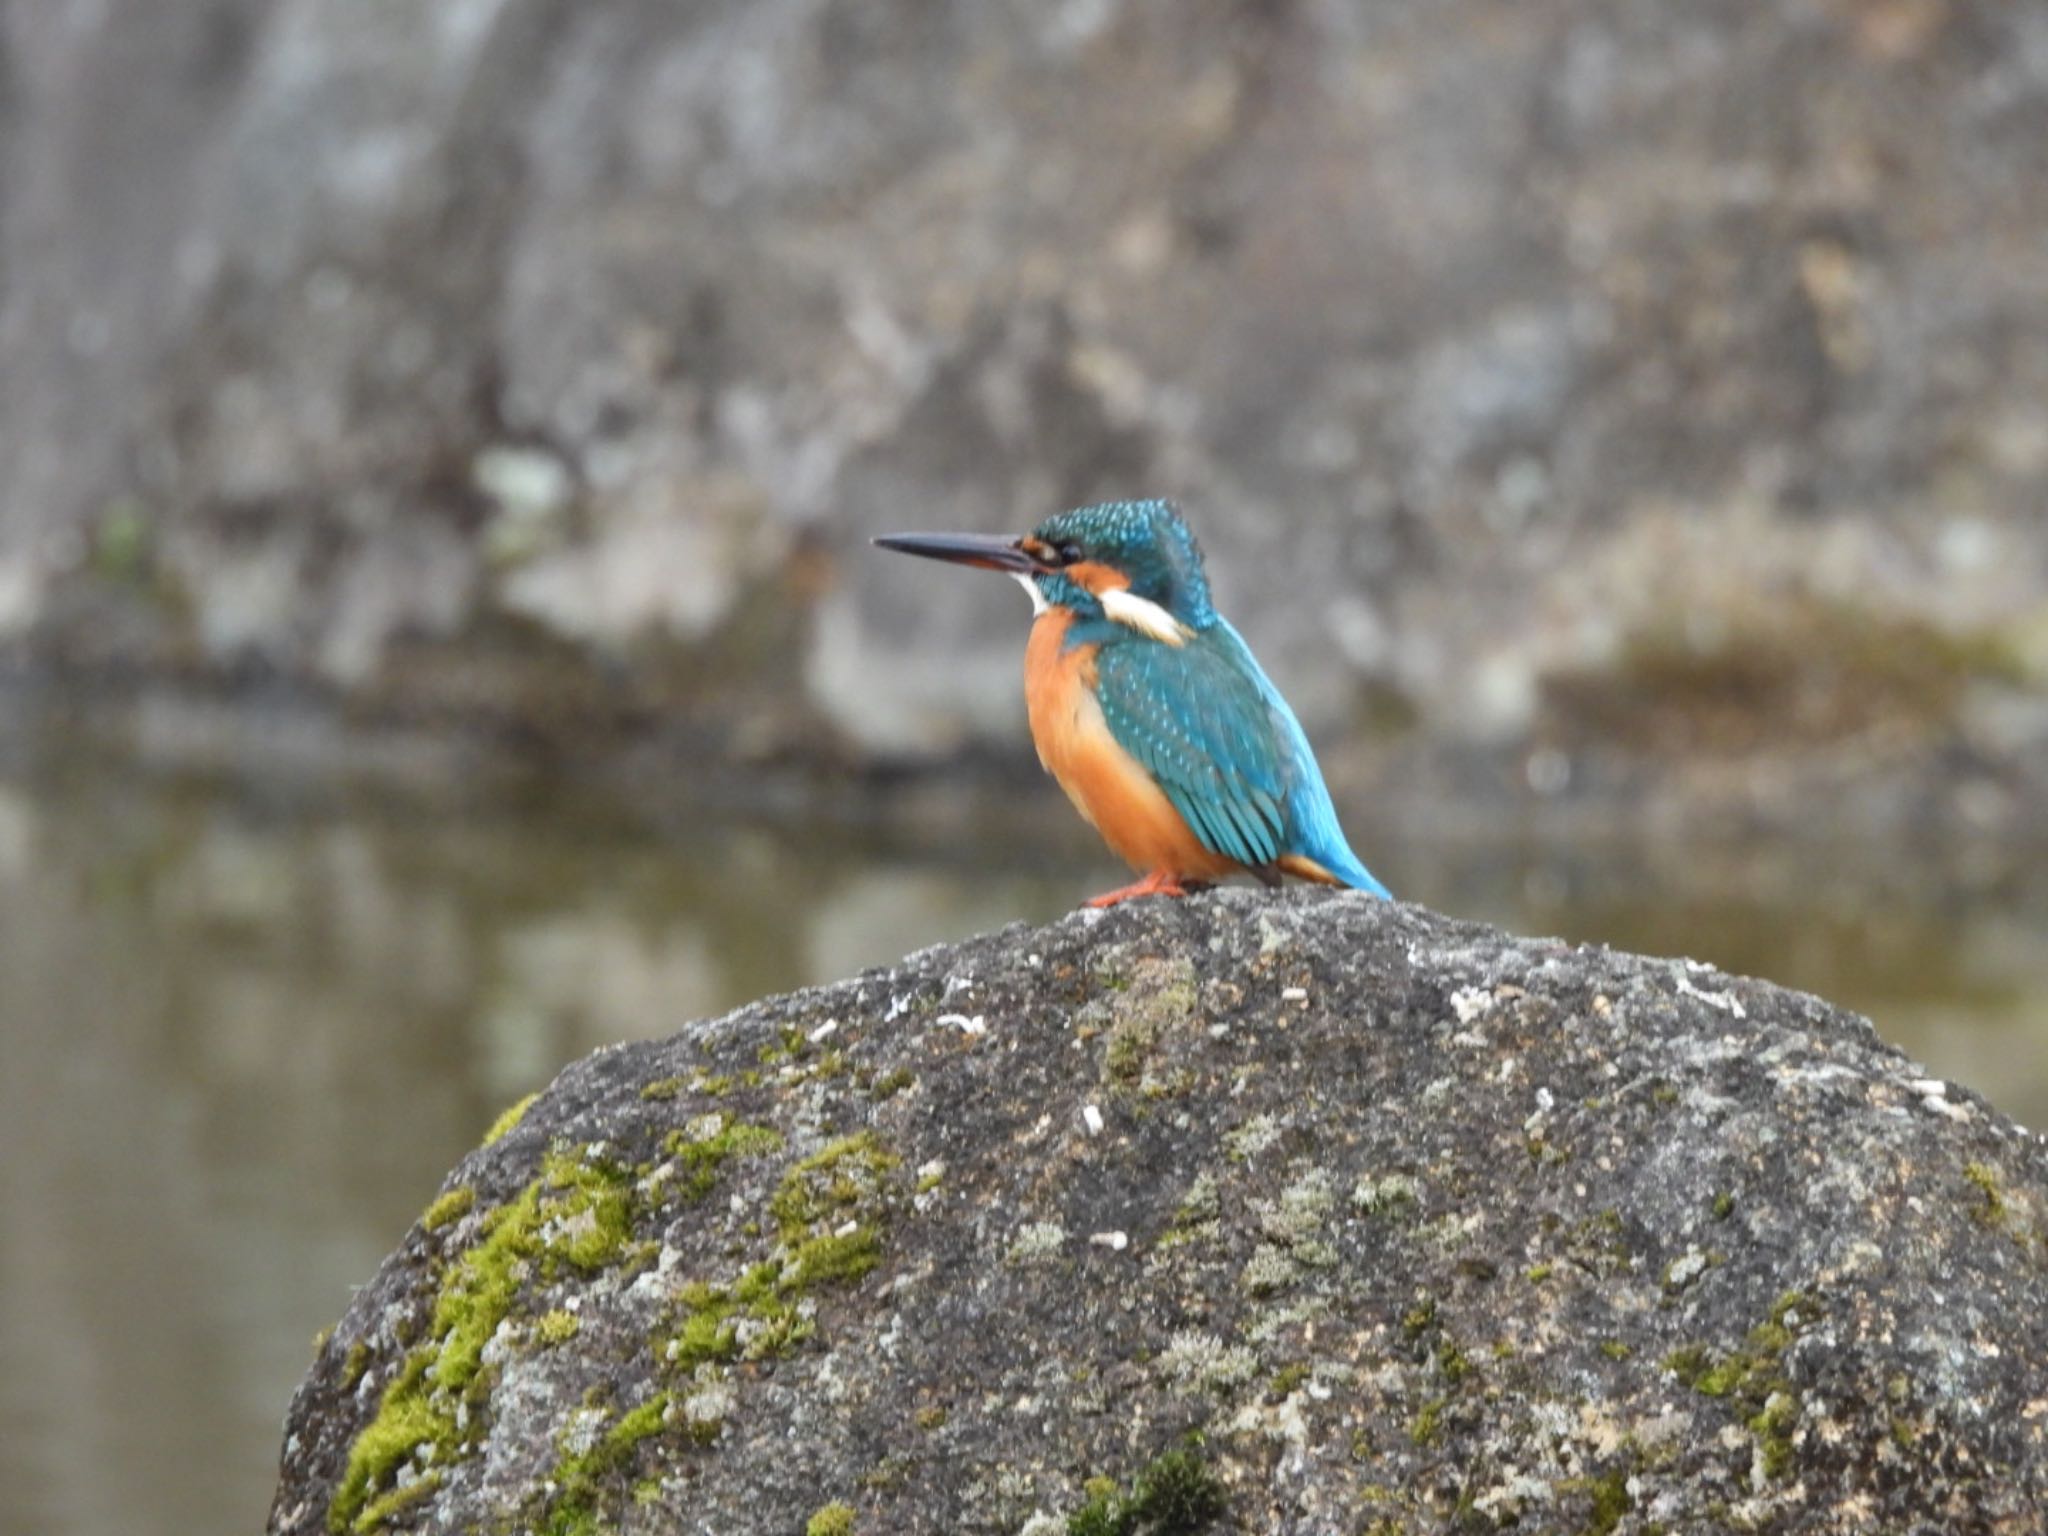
875 499 1215 643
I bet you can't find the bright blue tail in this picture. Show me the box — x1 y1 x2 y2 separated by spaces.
1215 618 1393 901
1305 837 1393 899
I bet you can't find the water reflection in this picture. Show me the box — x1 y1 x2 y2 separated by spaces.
0 769 2040 1536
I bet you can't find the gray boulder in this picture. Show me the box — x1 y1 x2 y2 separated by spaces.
270 890 2048 1535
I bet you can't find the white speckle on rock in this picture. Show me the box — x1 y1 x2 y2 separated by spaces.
682 1373 736 1429
809 1019 839 1042
1676 973 1747 1019
1667 1247 1710 1290
1089 1230 1128 1250
936 1012 987 1035
1083 1104 1104 1136
1450 986 1493 1023
1281 985 1308 1002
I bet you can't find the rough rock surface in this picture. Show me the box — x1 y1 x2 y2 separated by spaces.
272 889 2048 1536
4 1 2048 812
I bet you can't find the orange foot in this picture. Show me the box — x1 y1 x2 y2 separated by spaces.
1085 871 1208 908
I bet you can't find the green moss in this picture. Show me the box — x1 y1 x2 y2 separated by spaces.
770 1132 900 1237
1067 1444 1225 1535
482 1092 541 1147
1711 1191 1736 1222
331 1364 450 1533
872 1067 916 1100
1749 1392 1798 1480
93 498 153 584
1662 1291 1819 1482
789 1226 881 1289
1964 1161 2008 1229
1269 1362 1310 1397
341 1340 372 1389
539 1149 635 1272
1408 1397 1446 1446
536 1310 581 1345
1599 1340 1631 1361
331 1149 649 1533
758 1025 810 1066
915 1405 948 1431
1400 1296 1437 1338
349 1471 443 1533
1436 1342 1473 1384
1579 1468 1630 1536
1660 1345 1711 1387
422 1186 475 1232
539 1393 671 1536
1106 1020 1155 1084
806 1503 856 1536
657 1241 853 1376
639 1077 687 1102
663 1117 784 1202
1525 1263 1554 1284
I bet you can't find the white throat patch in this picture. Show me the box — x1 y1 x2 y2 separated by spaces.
1012 573 1049 615
1100 588 1190 646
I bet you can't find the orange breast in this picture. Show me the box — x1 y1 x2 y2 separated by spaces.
1024 610 1238 882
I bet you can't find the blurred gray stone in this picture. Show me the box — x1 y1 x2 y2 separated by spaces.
2 0 2046 792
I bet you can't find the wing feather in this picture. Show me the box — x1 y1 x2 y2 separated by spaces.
1093 635 1291 871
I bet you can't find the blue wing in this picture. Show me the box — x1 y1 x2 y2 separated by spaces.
1091 622 1391 896
1093 632 1289 872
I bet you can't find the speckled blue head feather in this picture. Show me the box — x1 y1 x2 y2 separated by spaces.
1029 500 1216 628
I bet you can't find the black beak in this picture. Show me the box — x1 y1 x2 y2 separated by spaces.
872 531 1042 575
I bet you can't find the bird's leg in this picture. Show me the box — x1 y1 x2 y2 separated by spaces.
1085 870 1202 908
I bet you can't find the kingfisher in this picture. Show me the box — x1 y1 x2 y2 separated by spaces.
875 499 1392 907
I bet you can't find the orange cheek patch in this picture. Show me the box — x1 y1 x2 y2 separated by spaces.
1063 561 1129 596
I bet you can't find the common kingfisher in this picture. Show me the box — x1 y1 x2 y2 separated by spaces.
875 499 1392 907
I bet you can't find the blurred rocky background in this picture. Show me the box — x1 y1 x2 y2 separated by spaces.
4 0 2045 830
4 5 2048 1536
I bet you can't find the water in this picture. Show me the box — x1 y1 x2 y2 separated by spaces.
0 766 2041 1536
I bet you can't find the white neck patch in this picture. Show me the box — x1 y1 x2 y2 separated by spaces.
1012 573 1049 615
1101 588 1190 646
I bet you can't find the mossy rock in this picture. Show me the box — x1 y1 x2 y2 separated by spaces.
272 891 2048 1534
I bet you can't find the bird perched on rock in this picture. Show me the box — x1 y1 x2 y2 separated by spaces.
875 499 1391 907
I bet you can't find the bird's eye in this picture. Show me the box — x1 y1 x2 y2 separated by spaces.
1055 542 1083 565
